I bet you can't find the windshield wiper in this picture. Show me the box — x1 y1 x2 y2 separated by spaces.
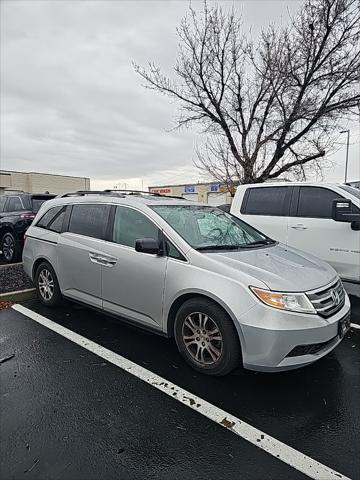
243 239 275 247
196 245 242 251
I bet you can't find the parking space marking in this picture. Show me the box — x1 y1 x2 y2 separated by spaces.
13 303 351 480
350 323 360 330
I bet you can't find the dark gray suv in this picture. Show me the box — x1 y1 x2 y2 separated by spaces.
0 193 55 262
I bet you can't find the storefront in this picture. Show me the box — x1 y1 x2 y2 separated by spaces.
149 182 237 205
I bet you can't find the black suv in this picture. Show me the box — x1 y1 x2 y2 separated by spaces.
0 193 55 263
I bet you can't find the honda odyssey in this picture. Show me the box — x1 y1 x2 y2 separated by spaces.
23 190 351 375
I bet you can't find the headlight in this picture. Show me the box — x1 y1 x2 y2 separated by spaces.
250 287 316 314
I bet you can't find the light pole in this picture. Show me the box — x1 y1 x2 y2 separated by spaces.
340 130 350 182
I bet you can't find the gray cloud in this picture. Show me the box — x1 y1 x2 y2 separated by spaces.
1 0 358 189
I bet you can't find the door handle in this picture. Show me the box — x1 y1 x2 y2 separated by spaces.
89 252 117 267
290 224 308 230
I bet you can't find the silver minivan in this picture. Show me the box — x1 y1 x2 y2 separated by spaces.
23 191 351 375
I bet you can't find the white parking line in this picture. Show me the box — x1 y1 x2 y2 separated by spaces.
12 303 351 480
350 323 360 330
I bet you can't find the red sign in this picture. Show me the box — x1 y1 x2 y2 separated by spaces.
150 188 172 194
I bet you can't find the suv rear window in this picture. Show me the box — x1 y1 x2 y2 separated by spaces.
241 187 290 216
31 196 55 213
68 204 110 239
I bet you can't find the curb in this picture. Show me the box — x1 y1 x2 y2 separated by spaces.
0 262 23 268
0 288 36 302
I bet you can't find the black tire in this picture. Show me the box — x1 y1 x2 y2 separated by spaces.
174 297 241 376
35 262 62 307
1 232 21 263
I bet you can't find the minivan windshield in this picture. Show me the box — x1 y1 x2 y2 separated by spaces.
152 205 273 250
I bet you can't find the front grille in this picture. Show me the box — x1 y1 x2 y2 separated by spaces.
287 336 337 357
307 279 345 318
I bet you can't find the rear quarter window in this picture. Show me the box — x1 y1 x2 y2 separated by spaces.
36 206 67 233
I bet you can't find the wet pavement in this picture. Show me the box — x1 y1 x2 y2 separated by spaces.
1 297 359 479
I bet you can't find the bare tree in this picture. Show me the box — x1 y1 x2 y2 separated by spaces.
134 0 360 184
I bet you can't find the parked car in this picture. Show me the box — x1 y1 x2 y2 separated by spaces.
0 193 55 263
23 191 350 375
230 183 360 297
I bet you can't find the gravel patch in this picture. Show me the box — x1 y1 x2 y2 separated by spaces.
0 264 33 294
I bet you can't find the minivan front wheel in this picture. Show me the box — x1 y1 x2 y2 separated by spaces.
35 262 62 307
174 298 241 376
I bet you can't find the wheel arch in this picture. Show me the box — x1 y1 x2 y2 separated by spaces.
0 225 17 241
166 290 243 344
32 257 55 281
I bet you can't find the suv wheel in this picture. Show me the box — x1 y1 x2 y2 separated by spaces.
35 262 62 307
1 232 20 263
174 298 241 376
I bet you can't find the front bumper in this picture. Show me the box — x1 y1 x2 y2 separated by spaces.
238 294 351 372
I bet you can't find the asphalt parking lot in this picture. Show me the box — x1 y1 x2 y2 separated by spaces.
1 297 359 480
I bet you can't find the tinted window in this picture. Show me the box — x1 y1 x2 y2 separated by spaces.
37 206 63 228
37 206 66 233
0 196 6 212
297 187 342 219
4 196 23 212
68 204 110 239
242 187 289 216
112 207 160 248
31 196 54 213
49 208 66 233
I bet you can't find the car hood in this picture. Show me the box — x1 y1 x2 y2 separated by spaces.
204 243 337 292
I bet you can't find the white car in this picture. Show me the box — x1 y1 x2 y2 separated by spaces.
231 183 360 297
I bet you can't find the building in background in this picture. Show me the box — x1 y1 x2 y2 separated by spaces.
149 182 235 205
0 170 90 195
149 178 290 205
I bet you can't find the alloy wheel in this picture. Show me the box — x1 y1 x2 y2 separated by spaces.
182 312 223 365
38 268 55 301
2 235 15 261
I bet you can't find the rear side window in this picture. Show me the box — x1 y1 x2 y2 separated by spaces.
0 196 6 212
4 196 24 212
112 206 160 248
241 187 290 216
37 206 66 233
297 187 342 219
68 204 110 239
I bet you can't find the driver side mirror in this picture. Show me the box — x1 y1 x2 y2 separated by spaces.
332 199 360 228
135 237 162 255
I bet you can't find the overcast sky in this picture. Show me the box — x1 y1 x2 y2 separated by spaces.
1 0 359 190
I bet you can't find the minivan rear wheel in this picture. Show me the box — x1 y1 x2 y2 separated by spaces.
35 262 62 307
174 298 241 376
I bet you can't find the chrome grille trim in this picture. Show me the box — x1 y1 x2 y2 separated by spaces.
306 278 345 318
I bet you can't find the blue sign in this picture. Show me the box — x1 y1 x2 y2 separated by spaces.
184 185 195 193
210 183 219 192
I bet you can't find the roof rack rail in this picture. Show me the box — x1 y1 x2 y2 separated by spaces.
57 189 185 200
58 190 124 198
